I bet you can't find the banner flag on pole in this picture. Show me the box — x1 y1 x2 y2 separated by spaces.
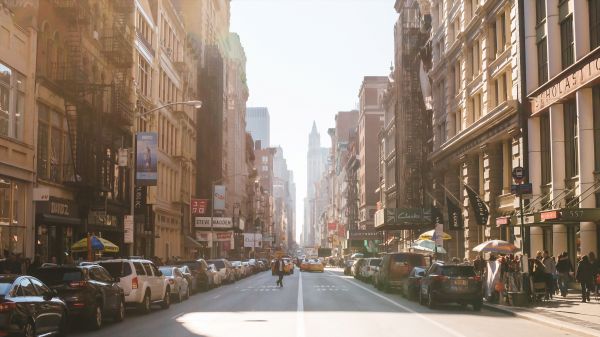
446 196 464 230
464 184 489 226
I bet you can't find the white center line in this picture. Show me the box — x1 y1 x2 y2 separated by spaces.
297 271 305 337
171 312 184 320
328 271 468 337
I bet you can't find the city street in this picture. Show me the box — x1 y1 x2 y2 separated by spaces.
71 268 578 337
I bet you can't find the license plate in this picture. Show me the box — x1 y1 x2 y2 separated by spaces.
453 279 467 286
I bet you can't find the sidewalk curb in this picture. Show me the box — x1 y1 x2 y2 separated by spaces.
483 303 600 337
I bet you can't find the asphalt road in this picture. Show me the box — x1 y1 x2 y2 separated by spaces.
71 267 577 337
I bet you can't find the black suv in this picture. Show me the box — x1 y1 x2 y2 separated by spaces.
173 260 210 292
418 262 482 311
33 264 125 330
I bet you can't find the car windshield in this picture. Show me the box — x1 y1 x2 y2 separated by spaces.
160 268 173 276
98 262 133 278
369 259 381 266
440 266 476 277
34 268 83 286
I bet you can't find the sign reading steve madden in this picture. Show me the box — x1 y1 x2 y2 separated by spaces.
194 217 233 228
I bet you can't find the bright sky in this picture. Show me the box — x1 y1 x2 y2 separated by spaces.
230 0 397 242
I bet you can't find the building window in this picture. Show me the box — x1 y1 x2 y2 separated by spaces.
593 85 600 172
468 40 481 80
537 38 548 84
559 1 574 69
591 0 600 49
0 177 26 254
455 109 462 134
540 114 551 185
469 92 482 124
0 63 25 141
137 54 152 98
453 61 461 97
493 72 509 107
536 0 546 24
37 104 72 183
563 100 578 178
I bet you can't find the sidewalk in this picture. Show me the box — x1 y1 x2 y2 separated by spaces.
484 292 600 337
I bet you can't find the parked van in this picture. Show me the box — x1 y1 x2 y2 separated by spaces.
376 253 430 293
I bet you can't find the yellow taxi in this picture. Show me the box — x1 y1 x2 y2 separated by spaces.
300 258 325 272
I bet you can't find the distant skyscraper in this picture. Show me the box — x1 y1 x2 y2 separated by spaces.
304 121 328 246
246 107 270 147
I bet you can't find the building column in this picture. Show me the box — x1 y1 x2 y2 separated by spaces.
578 88 597 255
549 103 569 254
553 224 568 255
445 165 463 259
546 0 562 78
573 0 591 61
462 154 481 259
482 143 503 241
530 226 544 255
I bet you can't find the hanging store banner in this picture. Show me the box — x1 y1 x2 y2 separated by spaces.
213 185 226 211
194 217 233 229
191 199 208 216
135 132 158 186
337 224 346 238
243 233 262 248
464 184 489 226
327 223 337 232
446 197 464 230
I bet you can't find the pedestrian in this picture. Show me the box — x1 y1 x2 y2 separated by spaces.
589 252 600 297
576 255 595 302
275 257 285 287
27 254 42 274
556 252 573 296
542 251 556 299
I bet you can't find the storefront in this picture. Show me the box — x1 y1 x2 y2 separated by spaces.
0 177 29 257
35 196 81 264
87 203 125 257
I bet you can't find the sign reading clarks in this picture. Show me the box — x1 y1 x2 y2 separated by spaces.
194 217 233 229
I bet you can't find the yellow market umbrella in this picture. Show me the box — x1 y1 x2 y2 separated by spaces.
71 235 120 253
418 229 452 241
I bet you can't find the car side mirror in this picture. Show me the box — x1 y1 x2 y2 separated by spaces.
43 291 54 301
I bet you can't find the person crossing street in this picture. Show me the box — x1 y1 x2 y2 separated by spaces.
275 257 285 287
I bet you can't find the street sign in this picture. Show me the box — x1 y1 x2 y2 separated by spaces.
511 183 532 195
512 166 525 180
124 215 134 244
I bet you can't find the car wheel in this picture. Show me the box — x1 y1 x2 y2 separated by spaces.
114 299 125 322
89 303 102 330
161 288 171 309
473 301 482 311
139 291 152 314
427 292 436 309
23 321 35 337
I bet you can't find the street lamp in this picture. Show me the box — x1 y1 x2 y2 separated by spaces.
129 100 202 256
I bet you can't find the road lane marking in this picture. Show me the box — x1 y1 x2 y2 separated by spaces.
328 271 467 337
171 312 185 320
297 271 305 337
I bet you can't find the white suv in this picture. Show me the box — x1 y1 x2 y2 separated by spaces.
99 259 170 313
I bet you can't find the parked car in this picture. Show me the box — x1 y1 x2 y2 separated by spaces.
207 264 222 288
230 261 243 280
159 266 189 303
377 253 429 292
344 260 354 275
177 265 197 295
34 264 125 330
173 260 210 293
98 258 170 314
352 258 367 279
207 259 235 284
241 262 251 277
359 258 382 283
419 262 482 311
402 266 426 300
0 274 68 337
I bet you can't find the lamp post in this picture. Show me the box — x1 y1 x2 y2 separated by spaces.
129 100 202 256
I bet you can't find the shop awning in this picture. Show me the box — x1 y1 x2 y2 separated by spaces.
38 214 81 225
510 208 600 226
184 235 203 248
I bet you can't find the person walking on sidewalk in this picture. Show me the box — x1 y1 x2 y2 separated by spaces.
543 251 557 299
556 252 573 297
576 255 595 302
275 257 285 287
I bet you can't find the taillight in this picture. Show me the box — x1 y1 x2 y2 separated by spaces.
68 281 88 288
132 277 139 289
0 302 16 312
432 275 448 282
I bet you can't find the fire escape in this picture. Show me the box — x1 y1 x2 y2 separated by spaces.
51 0 134 195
